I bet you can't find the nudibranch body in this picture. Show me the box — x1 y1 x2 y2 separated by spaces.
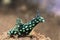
8 16 45 36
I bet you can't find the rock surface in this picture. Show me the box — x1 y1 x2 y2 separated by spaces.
0 32 51 40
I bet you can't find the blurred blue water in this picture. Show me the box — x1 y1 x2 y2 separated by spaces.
39 0 60 16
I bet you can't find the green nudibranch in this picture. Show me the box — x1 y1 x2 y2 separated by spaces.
7 16 45 36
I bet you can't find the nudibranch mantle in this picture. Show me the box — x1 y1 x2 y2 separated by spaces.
7 16 45 36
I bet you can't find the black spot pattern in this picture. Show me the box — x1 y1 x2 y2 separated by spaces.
7 16 45 36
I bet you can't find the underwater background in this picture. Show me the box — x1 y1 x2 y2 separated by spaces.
0 0 60 40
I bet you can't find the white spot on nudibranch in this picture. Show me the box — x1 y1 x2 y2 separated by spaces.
23 30 25 32
29 22 31 24
36 21 39 23
33 24 35 26
18 33 21 35
29 25 32 27
40 17 44 19
30 28 32 30
14 32 17 34
22 28 25 29
39 19 41 21
32 21 35 23
25 26 28 28
17 25 20 27
20 30 22 31
42 20 45 22
26 28 29 31
35 20 37 21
